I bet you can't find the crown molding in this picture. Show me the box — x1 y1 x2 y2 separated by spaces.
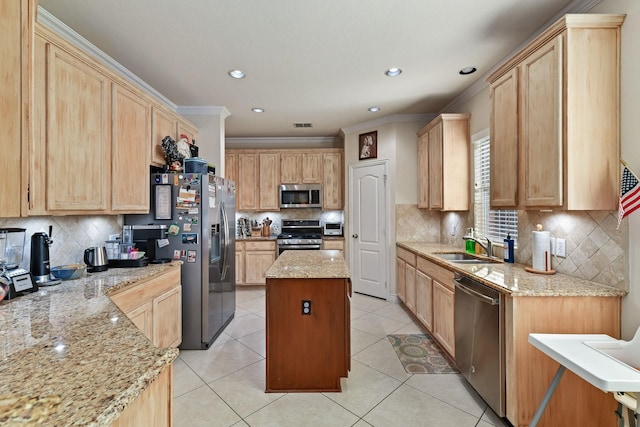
37 6 178 111
177 106 231 118
341 114 435 135
442 0 602 112
226 136 340 148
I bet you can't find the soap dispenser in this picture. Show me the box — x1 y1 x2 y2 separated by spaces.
503 233 515 263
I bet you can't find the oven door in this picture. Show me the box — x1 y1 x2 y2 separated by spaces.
277 244 322 256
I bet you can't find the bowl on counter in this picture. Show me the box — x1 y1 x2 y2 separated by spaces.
51 264 86 280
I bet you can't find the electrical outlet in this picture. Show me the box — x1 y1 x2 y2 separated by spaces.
556 238 566 258
301 300 311 315
450 225 456 236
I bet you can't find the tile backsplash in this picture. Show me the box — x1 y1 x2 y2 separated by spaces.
395 205 627 291
0 216 122 270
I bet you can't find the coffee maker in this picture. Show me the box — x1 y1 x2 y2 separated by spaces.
30 226 61 286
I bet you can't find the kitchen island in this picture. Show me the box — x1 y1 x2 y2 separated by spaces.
0 262 181 426
264 250 351 392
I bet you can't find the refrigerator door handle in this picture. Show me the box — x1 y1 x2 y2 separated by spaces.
220 201 230 280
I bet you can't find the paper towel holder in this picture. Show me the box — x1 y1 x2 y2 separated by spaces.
526 224 556 275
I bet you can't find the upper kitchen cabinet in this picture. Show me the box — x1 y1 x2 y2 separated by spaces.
417 114 470 211
259 152 280 210
280 151 322 184
225 152 238 183
1 0 32 217
111 83 151 212
151 105 178 167
323 151 343 210
237 153 259 211
31 29 111 214
487 14 625 210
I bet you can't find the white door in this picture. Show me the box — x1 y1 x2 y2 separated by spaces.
349 160 389 299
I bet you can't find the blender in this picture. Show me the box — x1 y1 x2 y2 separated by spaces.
0 228 37 301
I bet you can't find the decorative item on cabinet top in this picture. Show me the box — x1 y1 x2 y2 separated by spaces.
161 134 198 171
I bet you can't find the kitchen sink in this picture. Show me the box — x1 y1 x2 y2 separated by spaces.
434 252 501 264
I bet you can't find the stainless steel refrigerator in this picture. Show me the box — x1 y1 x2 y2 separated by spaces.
125 172 235 349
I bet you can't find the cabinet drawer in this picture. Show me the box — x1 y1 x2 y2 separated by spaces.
245 241 276 251
110 268 180 313
417 256 454 290
397 247 416 266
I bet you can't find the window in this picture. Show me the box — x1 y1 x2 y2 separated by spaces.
473 136 518 246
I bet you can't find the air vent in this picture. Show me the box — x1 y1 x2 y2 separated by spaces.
293 123 313 128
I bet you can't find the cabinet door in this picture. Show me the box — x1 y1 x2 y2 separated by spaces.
433 280 455 357
238 153 258 210
153 285 182 348
417 133 429 209
259 153 279 210
111 83 151 212
301 152 322 183
235 247 244 285
405 264 416 313
151 106 177 166
428 124 443 209
322 152 342 210
1 0 24 217
519 35 563 207
127 301 153 341
280 153 301 184
415 269 433 331
46 44 110 211
225 152 238 183
396 257 406 302
245 251 275 285
490 69 519 208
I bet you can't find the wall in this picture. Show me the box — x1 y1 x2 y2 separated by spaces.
0 216 122 271
179 108 230 178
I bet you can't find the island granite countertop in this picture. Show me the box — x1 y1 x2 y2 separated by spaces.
0 262 181 426
265 250 350 279
397 242 626 297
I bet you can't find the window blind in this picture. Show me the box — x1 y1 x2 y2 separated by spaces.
473 137 518 245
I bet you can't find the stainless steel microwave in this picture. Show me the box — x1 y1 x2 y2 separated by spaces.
279 184 322 208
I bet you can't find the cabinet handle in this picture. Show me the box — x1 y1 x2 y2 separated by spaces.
352 234 358 238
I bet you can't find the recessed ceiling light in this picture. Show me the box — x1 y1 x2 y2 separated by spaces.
368 106 381 112
459 66 477 75
228 69 246 79
251 107 264 113
385 67 402 77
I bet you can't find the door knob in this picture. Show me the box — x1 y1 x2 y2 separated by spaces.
352 234 358 238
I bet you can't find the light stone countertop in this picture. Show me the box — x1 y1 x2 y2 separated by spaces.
0 262 181 426
265 250 350 279
397 242 626 297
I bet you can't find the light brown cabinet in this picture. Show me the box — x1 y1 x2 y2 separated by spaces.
259 153 280 210
396 247 416 303
417 114 470 211
322 239 344 256
280 153 301 184
236 240 276 286
487 14 624 210
110 266 182 348
280 152 322 184
415 268 433 332
302 153 322 183
151 106 178 167
1 0 30 217
111 83 151 212
432 279 455 357
322 152 343 210
237 153 259 211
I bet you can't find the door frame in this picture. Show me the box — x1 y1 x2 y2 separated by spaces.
348 159 390 300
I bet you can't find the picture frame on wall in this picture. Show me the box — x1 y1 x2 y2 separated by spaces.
359 131 377 160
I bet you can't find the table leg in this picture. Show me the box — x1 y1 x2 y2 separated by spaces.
530 365 566 427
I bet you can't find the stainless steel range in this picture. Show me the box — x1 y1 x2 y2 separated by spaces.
277 219 322 256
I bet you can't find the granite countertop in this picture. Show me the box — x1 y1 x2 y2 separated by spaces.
265 250 350 279
397 242 626 297
0 262 181 426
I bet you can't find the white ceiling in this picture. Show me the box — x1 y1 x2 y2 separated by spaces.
38 0 592 138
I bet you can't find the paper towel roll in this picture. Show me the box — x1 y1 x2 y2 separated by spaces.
532 229 551 271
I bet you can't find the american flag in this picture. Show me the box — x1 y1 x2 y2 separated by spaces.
617 163 640 229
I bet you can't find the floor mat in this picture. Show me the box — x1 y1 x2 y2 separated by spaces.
387 334 459 374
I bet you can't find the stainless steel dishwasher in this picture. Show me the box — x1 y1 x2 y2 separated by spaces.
454 273 505 417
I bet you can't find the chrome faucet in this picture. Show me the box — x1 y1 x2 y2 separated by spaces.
463 233 494 258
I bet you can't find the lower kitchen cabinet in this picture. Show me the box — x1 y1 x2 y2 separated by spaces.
432 279 455 357
322 238 344 256
110 364 173 427
415 268 433 331
236 240 276 285
396 246 416 303
110 265 182 348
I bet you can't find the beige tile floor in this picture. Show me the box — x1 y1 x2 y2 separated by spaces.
174 288 511 427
